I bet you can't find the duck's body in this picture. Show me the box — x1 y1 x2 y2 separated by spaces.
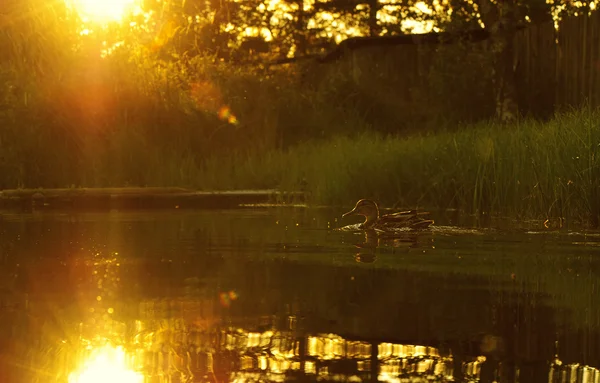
342 199 434 231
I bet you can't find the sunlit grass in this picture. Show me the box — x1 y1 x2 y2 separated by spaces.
192 107 600 225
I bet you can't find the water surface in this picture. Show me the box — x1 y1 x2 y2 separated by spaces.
1 208 599 382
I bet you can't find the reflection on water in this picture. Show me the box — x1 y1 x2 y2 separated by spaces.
1 208 600 382
68 344 143 383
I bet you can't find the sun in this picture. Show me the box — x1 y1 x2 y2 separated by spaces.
66 0 140 23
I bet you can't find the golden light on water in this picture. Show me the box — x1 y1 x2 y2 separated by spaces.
68 344 143 383
66 0 141 22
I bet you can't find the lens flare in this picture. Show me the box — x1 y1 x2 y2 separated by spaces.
219 290 239 307
218 106 239 125
68 344 143 383
189 82 239 125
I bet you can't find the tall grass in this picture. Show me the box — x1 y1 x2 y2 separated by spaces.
193 107 600 225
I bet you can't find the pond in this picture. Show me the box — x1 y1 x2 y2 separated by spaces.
0 207 599 382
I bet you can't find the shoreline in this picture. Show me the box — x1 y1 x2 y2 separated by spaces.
0 188 305 210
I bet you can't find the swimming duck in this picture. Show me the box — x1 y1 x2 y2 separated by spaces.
342 199 434 231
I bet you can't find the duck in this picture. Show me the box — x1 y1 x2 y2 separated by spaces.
342 199 434 231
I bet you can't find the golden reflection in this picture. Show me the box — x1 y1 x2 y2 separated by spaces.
549 355 600 382
379 343 428 358
66 247 145 383
308 334 351 359
462 355 486 380
377 342 454 382
63 323 465 381
68 344 143 383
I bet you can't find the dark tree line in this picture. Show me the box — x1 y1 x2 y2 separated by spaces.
1 0 597 124
149 0 593 60
138 0 594 121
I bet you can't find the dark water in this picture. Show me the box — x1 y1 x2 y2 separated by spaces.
1 208 600 383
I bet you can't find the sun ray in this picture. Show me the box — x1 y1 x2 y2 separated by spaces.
66 0 141 23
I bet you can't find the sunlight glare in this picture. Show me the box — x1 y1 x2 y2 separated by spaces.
414 1 433 14
68 344 143 383
67 0 140 23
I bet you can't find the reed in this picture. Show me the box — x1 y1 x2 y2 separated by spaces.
194 107 600 225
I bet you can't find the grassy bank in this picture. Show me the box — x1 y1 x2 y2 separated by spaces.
196 108 600 225
1 55 598 224
2 83 600 225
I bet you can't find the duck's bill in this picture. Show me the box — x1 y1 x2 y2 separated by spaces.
342 208 357 218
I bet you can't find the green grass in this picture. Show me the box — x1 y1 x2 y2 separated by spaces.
193 108 600 225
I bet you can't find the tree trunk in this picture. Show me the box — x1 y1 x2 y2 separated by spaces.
295 0 307 56
479 0 519 122
368 0 379 37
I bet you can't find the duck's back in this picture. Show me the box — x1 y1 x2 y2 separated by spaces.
378 210 434 230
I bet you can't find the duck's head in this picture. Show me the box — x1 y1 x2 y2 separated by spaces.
342 199 380 225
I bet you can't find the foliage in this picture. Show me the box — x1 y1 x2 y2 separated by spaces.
157 0 596 61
